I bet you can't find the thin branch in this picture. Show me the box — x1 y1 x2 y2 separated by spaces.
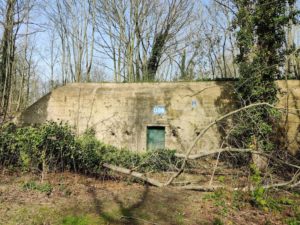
214 0 237 16
165 102 300 186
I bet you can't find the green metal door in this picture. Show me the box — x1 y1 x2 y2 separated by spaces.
147 126 165 150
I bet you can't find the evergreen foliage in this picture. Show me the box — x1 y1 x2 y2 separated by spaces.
232 0 298 151
0 121 181 174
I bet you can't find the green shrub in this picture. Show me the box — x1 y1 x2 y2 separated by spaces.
75 130 181 173
140 149 180 172
100 145 141 169
0 121 76 171
0 123 20 167
75 132 103 174
37 121 77 171
0 121 182 176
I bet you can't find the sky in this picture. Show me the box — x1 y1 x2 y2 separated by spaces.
8 0 300 86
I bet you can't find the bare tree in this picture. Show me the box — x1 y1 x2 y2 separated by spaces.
94 0 194 82
44 0 96 84
0 0 17 119
0 0 36 119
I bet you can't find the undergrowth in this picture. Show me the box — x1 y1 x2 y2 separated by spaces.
22 181 53 194
0 121 181 175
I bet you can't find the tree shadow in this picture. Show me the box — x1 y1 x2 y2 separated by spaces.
213 81 237 148
86 182 195 225
110 185 149 225
87 183 150 225
287 90 300 155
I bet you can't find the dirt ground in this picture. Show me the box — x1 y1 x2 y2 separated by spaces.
0 170 299 225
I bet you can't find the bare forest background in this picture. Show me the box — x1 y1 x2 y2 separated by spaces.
0 0 299 118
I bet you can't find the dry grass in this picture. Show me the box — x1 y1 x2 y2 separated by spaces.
0 170 299 225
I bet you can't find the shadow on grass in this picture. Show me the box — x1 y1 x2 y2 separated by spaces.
88 183 150 225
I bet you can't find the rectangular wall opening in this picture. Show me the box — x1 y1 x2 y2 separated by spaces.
147 126 165 150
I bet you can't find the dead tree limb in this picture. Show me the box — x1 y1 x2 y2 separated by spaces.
103 163 164 187
103 162 299 192
176 185 220 192
103 163 221 191
176 148 300 170
261 171 300 190
209 151 221 186
165 102 300 186
175 148 252 159
104 102 300 191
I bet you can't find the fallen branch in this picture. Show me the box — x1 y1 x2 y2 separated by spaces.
104 101 300 191
176 148 300 170
175 148 252 159
166 102 300 186
209 151 221 186
103 163 164 187
103 163 299 192
291 181 300 188
262 171 300 189
176 185 221 192
103 163 222 191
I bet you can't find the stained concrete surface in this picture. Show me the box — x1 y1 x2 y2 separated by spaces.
15 81 300 154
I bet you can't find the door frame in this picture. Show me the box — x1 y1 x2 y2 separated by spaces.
146 125 166 150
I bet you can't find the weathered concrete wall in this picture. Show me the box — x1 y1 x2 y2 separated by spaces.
277 80 300 154
16 81 300 154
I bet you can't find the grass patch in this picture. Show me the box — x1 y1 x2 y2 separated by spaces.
22 180 53 194
203 189 228 216
62 214 103 225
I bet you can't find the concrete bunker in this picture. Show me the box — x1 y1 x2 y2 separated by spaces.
15 81 300 154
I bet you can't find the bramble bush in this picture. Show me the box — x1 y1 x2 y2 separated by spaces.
75 129 181 174
0 121 76 171
0 122 19 167
0 121 181 175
